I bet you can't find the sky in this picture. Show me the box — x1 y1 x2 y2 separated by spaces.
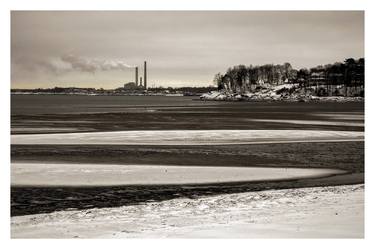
11 11 364 89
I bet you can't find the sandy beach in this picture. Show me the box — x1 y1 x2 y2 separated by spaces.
11 184 364 238
10 97 364 238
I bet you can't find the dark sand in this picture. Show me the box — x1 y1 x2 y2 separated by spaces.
11 142 364 172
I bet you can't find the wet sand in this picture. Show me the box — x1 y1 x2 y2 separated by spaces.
12 142 364 172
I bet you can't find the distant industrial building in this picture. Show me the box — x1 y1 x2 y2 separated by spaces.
135 67 139 86
144 61 147 89
123 82 139 90
123 61 148 91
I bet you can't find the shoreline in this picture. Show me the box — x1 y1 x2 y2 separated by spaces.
199 87 364 103
10 97 364 238
11 184 364 238
11 172 363 217
199 96 365 103
11 92 365 104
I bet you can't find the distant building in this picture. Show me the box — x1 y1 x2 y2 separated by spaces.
123 82 138 90
309 71 326 86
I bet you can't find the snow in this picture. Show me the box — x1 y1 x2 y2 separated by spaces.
200 84 364 102
11 163 345 187
272 83 298 91
11 129 364 145
11 184 364 238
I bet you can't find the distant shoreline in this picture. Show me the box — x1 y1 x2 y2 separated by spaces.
10 86 216 97
10 92 365 102
199 84 364 103
199 95 365 103
10 92 190 97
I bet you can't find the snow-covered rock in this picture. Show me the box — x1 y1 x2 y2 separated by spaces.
200 84 364 102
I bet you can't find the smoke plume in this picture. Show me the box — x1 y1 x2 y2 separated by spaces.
60 54 135 73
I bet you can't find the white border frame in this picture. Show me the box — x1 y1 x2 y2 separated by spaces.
1 0 373 248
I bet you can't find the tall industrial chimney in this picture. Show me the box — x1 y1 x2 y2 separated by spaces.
144 61 147 90
135 67 139 86
140 77 143 87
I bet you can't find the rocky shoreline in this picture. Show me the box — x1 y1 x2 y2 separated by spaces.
200 84 364 102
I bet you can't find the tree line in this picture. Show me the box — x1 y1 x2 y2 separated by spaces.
214 58 364 94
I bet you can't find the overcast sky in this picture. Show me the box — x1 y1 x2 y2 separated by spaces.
11 11 364 89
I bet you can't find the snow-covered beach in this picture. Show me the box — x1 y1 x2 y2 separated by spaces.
11 184 364 238
10 96 364 238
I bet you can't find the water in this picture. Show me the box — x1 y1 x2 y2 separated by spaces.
11 95 364 133
11 94 364 115
11 95 216 115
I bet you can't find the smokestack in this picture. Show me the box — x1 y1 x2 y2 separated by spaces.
140 76 143 87
135 67 138 86
144 61 147 90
